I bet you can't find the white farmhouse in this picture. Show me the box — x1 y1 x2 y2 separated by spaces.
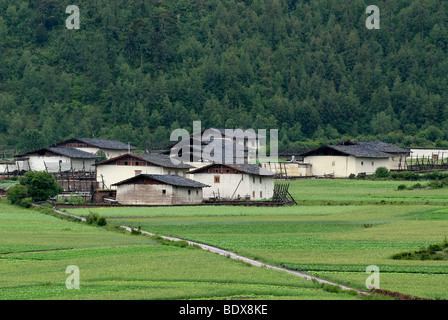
15 147 100 173
188 163 275 200
95 153 193 189
50 137 137 159
300 142 399 178
300 141 410 178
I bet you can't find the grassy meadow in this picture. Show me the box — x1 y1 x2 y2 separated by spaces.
66 179 448 300
0 200 362 300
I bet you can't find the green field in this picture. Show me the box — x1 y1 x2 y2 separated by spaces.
288 179 448 205
66 179 448 300
0 200 361 300
0 180 18 188
3 178 448 300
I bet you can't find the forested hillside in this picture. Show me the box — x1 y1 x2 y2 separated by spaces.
0 0 447 152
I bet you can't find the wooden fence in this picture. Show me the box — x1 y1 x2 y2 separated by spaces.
402 154 448 172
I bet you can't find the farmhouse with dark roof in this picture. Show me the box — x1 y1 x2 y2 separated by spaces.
95 153 194 189
15 147 100 173
188 163 275 201
299 141 410 178
50 137 137 159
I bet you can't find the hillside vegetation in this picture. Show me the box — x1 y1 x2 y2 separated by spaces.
0 0 447 151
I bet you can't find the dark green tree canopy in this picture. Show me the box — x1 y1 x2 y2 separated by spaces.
19 171 62 201
0 0 447 150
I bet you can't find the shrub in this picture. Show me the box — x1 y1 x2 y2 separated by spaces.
67 194 85 204
56 196 66 204
86 211 107 226
357 173 366 179
67 194 76 204
392 241 448 261
131 227 142 235
20 171 62 201
374 167 390 179
429 180 443 189
411 183 422 189
423 172 448 181
97 217 107 226
391 171 418 181
428 244 442 253
20 197 33 208
397 184 408 190
348 173 356 179
6 185 29 205
87 212 99 225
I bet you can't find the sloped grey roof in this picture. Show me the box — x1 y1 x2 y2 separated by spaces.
166 128 262 150
132 153 193 169
226 164 275 176
52 138 137 150
189 163 275 176
167 139 250 164
353 141 409 154
16 147 100 159
95 153 193 169
112 174 209 188
50 147 102 159
210 128 264 139
330 145 391 158
300 145 390 158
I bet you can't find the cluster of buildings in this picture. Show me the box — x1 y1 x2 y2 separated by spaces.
297 141 410 178
7 133 276 205
2 130 427 205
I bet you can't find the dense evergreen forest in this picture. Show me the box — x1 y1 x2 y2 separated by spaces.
0 0 448 152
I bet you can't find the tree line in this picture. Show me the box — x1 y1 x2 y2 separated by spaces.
1 0 448 153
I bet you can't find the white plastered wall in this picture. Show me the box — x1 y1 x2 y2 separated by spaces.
304 155 356 178
96 164 187 189
19 156 95 173
190 173 274 200
355 157 390 175
74 147 128 159
305 155 390 177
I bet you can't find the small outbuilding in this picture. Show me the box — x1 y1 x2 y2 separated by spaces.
112 174 209 205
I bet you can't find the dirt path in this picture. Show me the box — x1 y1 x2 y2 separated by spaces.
32 204 87 221
120 226 370 296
